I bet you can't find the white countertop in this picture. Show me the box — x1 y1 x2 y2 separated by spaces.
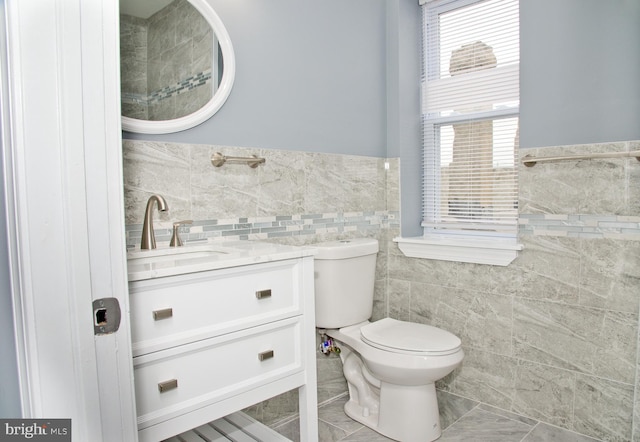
127 240 315 282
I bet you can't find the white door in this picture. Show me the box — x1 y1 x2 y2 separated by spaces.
2 0 137 440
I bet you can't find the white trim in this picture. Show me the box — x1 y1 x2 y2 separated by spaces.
4 0 51 418
121 0 235 134
420 0 478 11
1 0 31 415
394 236 522 266
3 0 137 439
84 0 139 439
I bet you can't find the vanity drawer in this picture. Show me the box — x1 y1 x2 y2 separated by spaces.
129 260 302 356
133 317 303 429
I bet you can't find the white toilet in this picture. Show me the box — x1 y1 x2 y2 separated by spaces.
313 238 464 442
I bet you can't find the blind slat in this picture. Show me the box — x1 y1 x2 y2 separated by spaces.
423 63 519 115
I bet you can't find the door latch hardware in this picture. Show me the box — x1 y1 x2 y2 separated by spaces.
93 297 121 335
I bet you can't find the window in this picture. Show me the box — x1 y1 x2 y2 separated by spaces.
396 0 522 265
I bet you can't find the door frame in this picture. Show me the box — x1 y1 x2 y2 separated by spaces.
2 0 137 440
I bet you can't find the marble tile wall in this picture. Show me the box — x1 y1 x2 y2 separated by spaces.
388 140 640 441
123 138 640 440
122 139 398 427
122 141 398 247
120 14 148 120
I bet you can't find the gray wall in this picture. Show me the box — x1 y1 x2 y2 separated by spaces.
0 0 21 417
123 0 640 234
520 0 640 148
0 128 20 418
124 0 640 156
391 0 422 236
124 0 388 158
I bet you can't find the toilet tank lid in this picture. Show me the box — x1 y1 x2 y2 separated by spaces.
312 238 379 260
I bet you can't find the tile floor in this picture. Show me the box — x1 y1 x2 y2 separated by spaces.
273 391 603 442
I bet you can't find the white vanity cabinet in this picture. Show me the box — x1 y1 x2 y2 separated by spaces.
127 244 318 442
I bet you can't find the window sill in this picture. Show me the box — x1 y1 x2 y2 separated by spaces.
393 235 523 266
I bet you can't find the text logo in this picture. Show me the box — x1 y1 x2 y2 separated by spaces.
0 420 71 441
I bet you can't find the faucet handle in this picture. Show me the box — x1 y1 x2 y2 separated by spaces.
169 220 193 247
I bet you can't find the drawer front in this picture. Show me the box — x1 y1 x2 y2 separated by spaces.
129 260 301 356
134 317 302 429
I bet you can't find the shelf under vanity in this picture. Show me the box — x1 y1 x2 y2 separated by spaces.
163 411 289 442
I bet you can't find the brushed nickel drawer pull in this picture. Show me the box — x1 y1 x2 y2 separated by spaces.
255 289 272 299
258 350 274 361
153 308 173 321
158 379 178 393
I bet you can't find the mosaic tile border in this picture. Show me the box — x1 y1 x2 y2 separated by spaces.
125 211 400 248
126 210 640 246
121 69 212 106
519 213 640 240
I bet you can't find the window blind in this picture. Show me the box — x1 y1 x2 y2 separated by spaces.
422 0 519 235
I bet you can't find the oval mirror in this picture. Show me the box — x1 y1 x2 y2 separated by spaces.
119 0 235 134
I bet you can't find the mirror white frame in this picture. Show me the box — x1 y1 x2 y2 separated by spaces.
121 0 235 134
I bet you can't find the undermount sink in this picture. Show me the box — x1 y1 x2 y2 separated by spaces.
126 244 244 280
127 244 232 265
126 240 315 282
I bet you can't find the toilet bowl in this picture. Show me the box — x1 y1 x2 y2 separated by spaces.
325 319 463 442
313 238 464 442
332 318 463 385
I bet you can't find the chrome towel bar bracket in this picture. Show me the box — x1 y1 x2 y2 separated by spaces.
522 150 640 167
211 152 265 168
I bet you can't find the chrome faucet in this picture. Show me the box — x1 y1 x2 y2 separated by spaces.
140 194 168 249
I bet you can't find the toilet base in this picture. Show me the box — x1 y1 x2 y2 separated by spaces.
343 381 442 442
325 324 462 441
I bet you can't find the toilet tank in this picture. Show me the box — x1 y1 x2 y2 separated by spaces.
313 238 379 329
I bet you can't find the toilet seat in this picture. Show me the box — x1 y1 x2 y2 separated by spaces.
360 318 461 356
